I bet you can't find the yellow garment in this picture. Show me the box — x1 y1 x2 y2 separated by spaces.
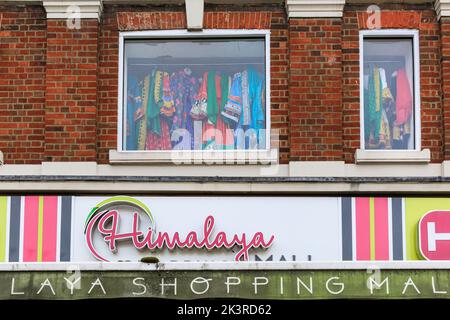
374 67 381 112
161 72 175 117
138 75 150 150
154 71 162 103
382 87 393 100
379 110 391 149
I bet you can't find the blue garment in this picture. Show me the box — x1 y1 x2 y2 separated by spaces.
248 68 265 132
222 73 242 127
236 69 265 149
126 76 142 150
169 69 198 150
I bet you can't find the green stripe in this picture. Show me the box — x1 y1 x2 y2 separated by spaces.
37 196 44 262
369 197 375 260
0 197 7 262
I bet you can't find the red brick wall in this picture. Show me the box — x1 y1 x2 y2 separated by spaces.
289 18 343 161
97 8 119 164
97 4 290 164
0 5 46 164
1 3 447 165
441 17 450 160
44 19 99 161
343 4 443 163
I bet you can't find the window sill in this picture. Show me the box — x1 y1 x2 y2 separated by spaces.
109 149 278 165
355 149 431 164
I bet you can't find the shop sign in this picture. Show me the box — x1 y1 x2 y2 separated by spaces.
72 196 341 263
2 269 450 300
84 197 275 262
419 210 450 260
1 195 450 263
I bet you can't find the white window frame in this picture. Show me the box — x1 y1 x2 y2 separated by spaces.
356 29 430 163
111 29 275 164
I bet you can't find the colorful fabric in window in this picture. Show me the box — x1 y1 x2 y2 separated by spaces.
221 72 242 126
125 67 265 151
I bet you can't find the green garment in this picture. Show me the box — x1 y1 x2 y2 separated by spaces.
147 70 161 136
366 67 382 143
220 75 229 113
206 71 218 125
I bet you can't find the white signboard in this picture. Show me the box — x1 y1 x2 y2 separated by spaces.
71 196 342 262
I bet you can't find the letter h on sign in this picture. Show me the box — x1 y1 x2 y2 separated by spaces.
419 211 450 260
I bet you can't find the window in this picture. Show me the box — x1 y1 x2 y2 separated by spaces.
360 30 420 152
118 30 270 157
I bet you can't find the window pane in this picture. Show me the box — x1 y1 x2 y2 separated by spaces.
363 38 415 150
123 38 266 151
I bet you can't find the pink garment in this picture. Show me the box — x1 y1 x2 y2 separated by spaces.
395 69 413 125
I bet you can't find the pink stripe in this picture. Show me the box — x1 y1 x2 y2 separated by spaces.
42 196 58 262
374 197 390 260
23 196 39 262
355 197 371 260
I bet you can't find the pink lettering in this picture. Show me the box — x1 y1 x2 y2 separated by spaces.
85 213 274 262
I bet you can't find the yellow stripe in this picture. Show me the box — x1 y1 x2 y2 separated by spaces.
37 196 44 262
369 198 376 260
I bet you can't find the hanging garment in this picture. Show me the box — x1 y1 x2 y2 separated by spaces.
137 74 150 150
374 67 381 112
383 94 396 147
378 67 395 149
146 69 161 137
392 120 412 150
379 67 394 100
169 68 198 150
202 74 234 150
170 71 184 133
391 71 398 102
221 72 242 126
241 70 251 126
190 72 208 121
203 71 219 150
217 75 234 150
160 72 176 118
206 71 218 126
125 76 142 151
248 68 265 132
395 68 413 126
378 108 391 149
146 118 172 150
202 121 216 150
184 70 198 150
379 68 387 90
235 68 265 150
365 66 383 147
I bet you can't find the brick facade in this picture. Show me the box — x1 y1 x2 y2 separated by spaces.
289 18 343 161
0 2 448 165
441 17 450 160
343 4 443 163
0 5 46 164
45 19 99 162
